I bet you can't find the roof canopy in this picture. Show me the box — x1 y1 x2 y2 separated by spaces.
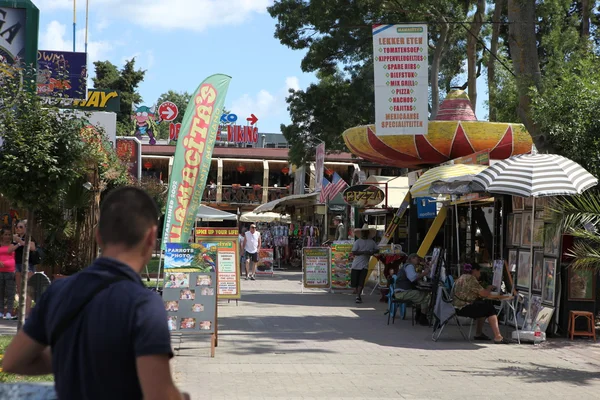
196 205 237 221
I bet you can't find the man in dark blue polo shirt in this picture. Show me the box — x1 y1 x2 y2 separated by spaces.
2 187 189 400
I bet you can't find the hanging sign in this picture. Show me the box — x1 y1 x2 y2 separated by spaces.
158 101 178 122
416 197 437 219
342 185 385 208
373 24 428 136
302 247 331 288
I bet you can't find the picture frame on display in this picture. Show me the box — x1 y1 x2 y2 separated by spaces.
542 258 557 305
521 213 533 247
512 214 522 248
506 215 514 247
512 196 524 211
516 250 531 290
568 267 595 302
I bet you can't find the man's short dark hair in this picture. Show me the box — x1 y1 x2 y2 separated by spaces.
98 186 159 248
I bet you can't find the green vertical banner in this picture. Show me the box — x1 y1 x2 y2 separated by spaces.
162 74 232 249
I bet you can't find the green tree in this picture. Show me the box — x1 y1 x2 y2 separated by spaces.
155 90 192 140
0 64 86 328
268 0 471 165
92 59 146 135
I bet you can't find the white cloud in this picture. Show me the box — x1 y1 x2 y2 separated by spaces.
34 0 272 31
229 76 301 128
39 20 113 64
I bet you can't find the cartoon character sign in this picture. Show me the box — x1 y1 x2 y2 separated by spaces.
132 106 159 145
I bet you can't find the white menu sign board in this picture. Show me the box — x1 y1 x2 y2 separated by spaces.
373 24 429 136
303 247 331 288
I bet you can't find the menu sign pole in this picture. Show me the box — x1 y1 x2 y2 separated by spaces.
373 24 428 136
302 247 331 291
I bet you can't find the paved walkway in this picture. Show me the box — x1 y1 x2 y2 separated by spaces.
173 271 600 400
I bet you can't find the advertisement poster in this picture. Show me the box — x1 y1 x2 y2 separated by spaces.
162 74 232 249
255 248 274 275
0 7 26 65
195 228 241 300
330 241 354 290
163 243 217 333
37 50 87 98
372 24 428 136
115 137 142 180
303 247 331 289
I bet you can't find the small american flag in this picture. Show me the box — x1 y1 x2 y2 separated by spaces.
319 178 331 203
323 172 348 202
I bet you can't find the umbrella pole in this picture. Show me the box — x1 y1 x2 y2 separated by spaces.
455 203 460 276
527 197 536 329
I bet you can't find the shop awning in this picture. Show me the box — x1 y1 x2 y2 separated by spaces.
240 212 291 223
363 176 409 208
196 205 238 221
410 164 488 198
253 192 319 214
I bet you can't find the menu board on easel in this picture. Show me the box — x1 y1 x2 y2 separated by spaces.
330 240 354 290
195 228 241 300
163 243 217 337
303 247 331 288
256 248 274 275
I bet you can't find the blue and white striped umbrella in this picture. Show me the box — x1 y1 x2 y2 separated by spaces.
472 154 598 197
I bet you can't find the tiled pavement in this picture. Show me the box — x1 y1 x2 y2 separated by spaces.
172 271 600 399
1 271 600 399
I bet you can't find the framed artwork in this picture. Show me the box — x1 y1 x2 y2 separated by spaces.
512 196 524 211
506 215 514 246
527 295 543 330
521 213 533 247
533 220 544 248
568 268 596 301
531 251 544 292
515 292 530 329
512 214 522 247
524 196 534 209
492 259 503 291
534 306 555 332
508 250 518 273
516 250 531 290
544 227 560 257
542 258 557 305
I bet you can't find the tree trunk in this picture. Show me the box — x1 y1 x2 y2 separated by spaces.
581 0 591 38
507 0 549 152
488 0 504 122
430 17 450 120
17 209 33 330
467 0 486 111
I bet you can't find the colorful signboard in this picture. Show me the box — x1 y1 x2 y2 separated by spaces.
330 241 354 290
342 184 385 208
67 89 120 112
162 74 232 249
380 192 410 246
227 124 258 143
158 101 178 122
0 1 39 67
373 24 428 136
195 228 241 300
255 248 274 275
163 243 217 334
303 247 331 288
315 143 325 192
36 50 87 98
416 197 437 219
116 136 142 180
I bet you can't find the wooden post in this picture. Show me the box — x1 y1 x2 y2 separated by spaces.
210 334 216 358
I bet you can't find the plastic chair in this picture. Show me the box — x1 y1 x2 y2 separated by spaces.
384 274 416 326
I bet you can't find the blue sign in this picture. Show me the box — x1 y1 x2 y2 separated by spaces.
416 197 437 219
220 113 238 123
36 50 87 99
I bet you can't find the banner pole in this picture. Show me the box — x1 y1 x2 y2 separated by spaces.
155 251 164 290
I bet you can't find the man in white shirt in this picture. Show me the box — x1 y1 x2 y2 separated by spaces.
242 224 261 280
351 225 379 303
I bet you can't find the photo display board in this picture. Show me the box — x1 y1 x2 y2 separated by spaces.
303 247 331 288
195 228 241 300
256 248 274 275
163 243 217 333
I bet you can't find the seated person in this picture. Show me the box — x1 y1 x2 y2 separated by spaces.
392 253 431 326
452 263 510 344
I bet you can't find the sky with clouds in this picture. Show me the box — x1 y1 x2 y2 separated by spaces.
33 0 487 133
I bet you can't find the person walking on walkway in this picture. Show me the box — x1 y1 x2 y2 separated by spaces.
2 187 189 400
333 216 346 241
0 226 17 319
350 224 379 304
243 224 261 280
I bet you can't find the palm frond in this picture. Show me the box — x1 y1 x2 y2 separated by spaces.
547 191 600 238
565 240 600 271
